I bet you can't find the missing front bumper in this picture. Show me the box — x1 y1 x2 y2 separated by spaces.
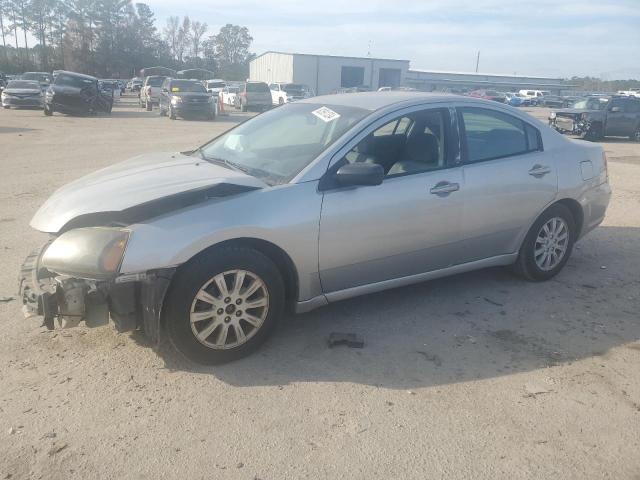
18 245 175 344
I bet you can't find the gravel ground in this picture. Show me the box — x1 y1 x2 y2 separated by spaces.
0 98 639 480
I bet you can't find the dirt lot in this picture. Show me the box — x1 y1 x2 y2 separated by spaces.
0 97 639 480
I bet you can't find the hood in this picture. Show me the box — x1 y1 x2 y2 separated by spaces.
4 88 41 95
554 108 599 115
31 151 267 233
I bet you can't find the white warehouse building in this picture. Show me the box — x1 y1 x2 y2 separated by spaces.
249 51 410 95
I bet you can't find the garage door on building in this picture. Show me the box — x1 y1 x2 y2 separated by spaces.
379 68 401 88
341 66 365 88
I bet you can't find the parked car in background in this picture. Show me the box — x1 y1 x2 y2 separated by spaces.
469 90 507 103
44 71 113 116
234 81 271 112
205 79 226 95
21 71 52 91
1 80 43 109
504 92 524 106
130 77 143 92
20 92 611 364
539 95 577 108
617 88 640 98
221 85 239 107
549 95 640 141
518 90 550 106
139 75 167 110
332 86 372 94
99 80 121 102
269 82 313 105
158 78 216 120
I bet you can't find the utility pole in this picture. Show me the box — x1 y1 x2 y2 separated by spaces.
475 50 480 73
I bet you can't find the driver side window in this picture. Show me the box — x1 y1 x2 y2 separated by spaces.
344 109 449 177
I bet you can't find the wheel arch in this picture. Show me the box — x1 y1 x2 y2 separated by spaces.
554 198 584 237
171 237 300 312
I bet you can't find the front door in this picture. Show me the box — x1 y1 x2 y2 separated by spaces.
456 106 558 262
318 106 465 293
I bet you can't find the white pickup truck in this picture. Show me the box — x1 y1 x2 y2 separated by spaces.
139 75 168 111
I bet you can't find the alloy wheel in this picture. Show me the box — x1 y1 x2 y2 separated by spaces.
189 269 269 350
534 217 569 271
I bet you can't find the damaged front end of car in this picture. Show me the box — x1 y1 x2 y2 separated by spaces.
19 227 175 344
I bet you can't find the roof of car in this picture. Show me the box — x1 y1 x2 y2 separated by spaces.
297 91 459 110
55 70 97 81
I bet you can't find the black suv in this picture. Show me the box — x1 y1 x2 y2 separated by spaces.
158 78 215 120
549 95 640 141
44 71 113 116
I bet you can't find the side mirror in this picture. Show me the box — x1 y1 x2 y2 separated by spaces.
610 106 621 112
335 163 384 187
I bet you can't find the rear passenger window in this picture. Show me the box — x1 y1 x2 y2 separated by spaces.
460 108 540 163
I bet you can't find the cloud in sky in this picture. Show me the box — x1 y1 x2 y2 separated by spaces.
146 0 640 79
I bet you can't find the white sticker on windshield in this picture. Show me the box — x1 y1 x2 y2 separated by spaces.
312 106 341 122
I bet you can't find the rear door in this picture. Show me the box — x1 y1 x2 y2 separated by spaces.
605 98 636 137
456 106 558 261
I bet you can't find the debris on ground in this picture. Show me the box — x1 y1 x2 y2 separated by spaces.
523 383 552 398
328 332 364 349
416 351 442 366
0 296 14 303
47 443 68 456
484 297 504 307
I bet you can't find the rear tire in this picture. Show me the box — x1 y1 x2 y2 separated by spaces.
164 246 285 364
159 105 166 116
513 204 576 282
3 105 10 109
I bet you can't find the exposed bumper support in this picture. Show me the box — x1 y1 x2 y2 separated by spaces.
19 244 176 346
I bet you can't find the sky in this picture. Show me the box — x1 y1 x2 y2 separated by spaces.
145 0 640 80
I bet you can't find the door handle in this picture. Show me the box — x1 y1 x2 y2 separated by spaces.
529 164 551 177
430 181 460 195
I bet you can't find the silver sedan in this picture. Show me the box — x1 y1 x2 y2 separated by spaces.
20 92 611 363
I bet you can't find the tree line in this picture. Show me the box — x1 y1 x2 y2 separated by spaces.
0 0 254 79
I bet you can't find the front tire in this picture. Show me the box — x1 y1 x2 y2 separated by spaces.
169 106 176 120
146 100 152 111
630 126 640 142
43 104 53 116
164 247 285 364
513 204 576 281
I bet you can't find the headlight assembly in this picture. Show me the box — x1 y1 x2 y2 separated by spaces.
549 112 556 119
171 97 182 104
41 227 130 280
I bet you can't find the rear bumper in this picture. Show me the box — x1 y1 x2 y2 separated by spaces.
19 243 175 344
580 181 612 239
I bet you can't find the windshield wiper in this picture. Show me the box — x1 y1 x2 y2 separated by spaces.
197 150 249 174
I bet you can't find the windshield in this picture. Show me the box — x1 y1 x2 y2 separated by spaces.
147 76 165 87
571 97 609 110
207 82 225 88
282 84 306 94
170 80 206 93
199 103 369 184
22 73 51 83
55 73 95 88
7 80 40 89
246 82 269 93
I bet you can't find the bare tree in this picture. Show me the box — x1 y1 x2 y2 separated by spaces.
174 15 189 63
190 20 206 59
163 15 177 60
